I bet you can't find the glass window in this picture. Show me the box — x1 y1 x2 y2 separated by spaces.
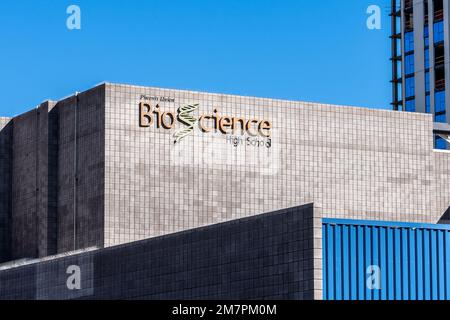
405 77 415 98
426 94 430 113
435 136 447 150
435 113 446 123
435 91 446 113
424 26 429 47
434 21 444 43
405 54 415 74
425 49 429 69
405 31 414 52
425 72 430 92
405 99 416 112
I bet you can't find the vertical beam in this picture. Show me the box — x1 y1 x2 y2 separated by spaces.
414 0 426 113
0 118 12 262
35 105 40 257
392 0 399 110
401 0 407 111
73 94 78 251
37 101 58 258
443 0 450 120
429 0 436 115
47 103 58 256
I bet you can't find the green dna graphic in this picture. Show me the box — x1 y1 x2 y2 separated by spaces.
173 103 199 143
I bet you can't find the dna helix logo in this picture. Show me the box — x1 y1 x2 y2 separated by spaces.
174 104 199 144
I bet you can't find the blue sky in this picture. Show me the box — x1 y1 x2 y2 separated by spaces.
0 0 391 117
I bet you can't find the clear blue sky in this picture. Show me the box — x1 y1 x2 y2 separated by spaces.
0 0 391 117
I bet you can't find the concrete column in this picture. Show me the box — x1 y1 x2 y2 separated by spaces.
443 0 450 120
37 101 58 258
0 118 12 263
428 0 436 115
401 0 406 111
414 0 426 113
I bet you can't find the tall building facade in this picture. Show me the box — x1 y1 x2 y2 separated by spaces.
391 0 450 148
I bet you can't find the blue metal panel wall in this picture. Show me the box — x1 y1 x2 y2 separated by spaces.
323 219 450 300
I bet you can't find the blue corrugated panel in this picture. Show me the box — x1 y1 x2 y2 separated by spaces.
323 219 450 300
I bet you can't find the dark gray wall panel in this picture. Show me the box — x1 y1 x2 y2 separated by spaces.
0 204 320 300
56 85 105 253
0 118 12 263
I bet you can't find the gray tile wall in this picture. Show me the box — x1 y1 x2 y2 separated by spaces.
56 86 105 253
0 85 105 259
434 150 450 223
11 109 41 259
10 103 59 259
104 83 447 248
2 83 450 262
0 118 12 262
0 203 321 300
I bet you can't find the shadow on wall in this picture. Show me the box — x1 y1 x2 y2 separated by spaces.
0 120 12 263
438 207 450 224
